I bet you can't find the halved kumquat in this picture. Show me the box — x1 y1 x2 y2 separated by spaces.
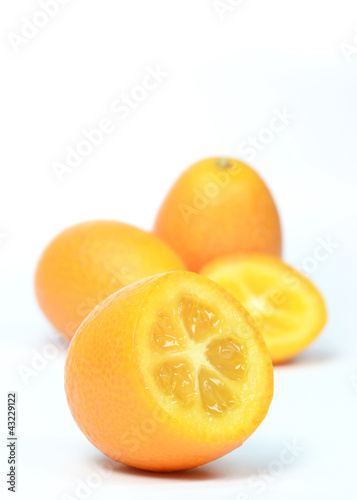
201 254 327 364
65 271 273 471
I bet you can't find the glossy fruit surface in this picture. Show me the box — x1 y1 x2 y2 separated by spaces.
65 271 273 471
154 157 282 271
201 254 327 363
35 220 186 339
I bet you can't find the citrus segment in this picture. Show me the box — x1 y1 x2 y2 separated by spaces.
151 311 188 353
156 359 196 406
206 337 247 381
198 367 236 415
180 298 221 343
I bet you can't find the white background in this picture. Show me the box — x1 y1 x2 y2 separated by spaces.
1 0 357 499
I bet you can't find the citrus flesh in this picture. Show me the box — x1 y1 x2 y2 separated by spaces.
65 271 273 471
154 157 282 271
201 254 327 364
35 220 186 340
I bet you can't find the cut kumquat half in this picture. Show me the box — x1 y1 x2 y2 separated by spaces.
65 271 273 472
201 254 328 364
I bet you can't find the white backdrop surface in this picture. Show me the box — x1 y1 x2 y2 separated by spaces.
1 1 357 499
